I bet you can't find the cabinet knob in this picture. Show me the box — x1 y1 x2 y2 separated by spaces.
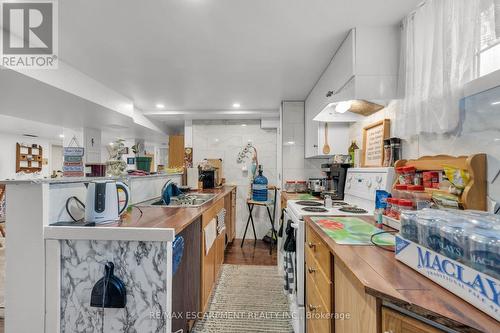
313 145 318 148
308 304 321 312
326 91 334 97
308 242 316 249
308 267 317 274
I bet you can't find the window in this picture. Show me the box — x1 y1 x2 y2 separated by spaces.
477 0 500 77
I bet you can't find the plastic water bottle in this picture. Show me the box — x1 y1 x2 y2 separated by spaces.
252 165 268 201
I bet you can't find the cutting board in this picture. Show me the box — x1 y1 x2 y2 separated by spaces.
310 216 394 246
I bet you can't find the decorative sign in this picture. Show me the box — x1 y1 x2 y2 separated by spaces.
63 136 84 177
362 119 390 167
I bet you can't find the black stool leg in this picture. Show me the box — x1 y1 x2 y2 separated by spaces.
266 206 277 255
249 205 257 245
241 204 252 247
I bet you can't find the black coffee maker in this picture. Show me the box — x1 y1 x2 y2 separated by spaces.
321 163 350 200
199 170 215 189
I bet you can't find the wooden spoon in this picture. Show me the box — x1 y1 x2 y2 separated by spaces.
322 122 331 154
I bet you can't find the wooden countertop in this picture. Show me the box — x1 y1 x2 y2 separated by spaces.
304 215 499 333
103 186 236 234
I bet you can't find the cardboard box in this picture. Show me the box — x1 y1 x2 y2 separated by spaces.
395 235 499 321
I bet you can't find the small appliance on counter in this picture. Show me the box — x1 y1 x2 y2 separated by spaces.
85 180 130 223
321 163 350 200
307 178 326 196
199 169 216 189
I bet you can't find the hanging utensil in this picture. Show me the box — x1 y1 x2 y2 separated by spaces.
322 123 331 154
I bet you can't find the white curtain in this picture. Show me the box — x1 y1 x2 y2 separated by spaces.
496 0 500 37
396 0 483 138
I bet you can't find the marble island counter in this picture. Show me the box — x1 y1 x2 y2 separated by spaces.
3 171 236 333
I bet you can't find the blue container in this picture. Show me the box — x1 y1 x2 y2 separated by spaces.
252 165 268 201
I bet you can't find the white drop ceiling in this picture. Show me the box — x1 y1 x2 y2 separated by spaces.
1 0 421 137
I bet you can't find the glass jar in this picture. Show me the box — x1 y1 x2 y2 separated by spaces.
417 213 444 253
285 181 296 193
392 184 410 200
400 211 419 242
295 181 307 193
439 222 469 262
407 185 432 210
468 228 500 279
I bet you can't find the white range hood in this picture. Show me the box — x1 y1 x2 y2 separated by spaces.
308 26 401 122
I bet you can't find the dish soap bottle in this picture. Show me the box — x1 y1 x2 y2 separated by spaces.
252 165 268 201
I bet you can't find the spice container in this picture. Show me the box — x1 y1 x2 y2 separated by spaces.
385 197 395 217
383 139 391 167
392 184 410 199
407 185 432 210
295 181 307 193
423 171 440 188
392 199 402 219
284 181 296 193
398 199 415 217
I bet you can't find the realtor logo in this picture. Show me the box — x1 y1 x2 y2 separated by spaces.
0 0 58 69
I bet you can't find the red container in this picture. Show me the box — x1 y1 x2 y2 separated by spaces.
423 171 440 188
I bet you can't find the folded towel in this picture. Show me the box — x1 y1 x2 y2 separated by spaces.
216 208 226 234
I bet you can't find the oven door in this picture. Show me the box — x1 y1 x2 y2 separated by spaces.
292 214 305 307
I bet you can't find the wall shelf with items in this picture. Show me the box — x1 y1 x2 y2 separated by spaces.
394 154 487 211
16 143 43 173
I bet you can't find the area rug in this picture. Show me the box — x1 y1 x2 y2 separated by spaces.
192 264 293 333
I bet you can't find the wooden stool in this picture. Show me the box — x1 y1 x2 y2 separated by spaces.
241 185 278 254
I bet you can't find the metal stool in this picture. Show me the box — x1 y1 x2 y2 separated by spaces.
241 185 278 254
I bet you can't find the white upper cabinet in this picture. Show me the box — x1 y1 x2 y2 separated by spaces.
305 26 400 158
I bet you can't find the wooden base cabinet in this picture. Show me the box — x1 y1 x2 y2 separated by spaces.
382 308 443 333
201 198 225 312
305 224 334 333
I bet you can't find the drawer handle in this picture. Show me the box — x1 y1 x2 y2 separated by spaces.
308 242 316 249
308 304 321 312
308 267 316 274
326 91 334 97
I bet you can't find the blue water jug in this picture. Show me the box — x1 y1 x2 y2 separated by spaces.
252 165 268 201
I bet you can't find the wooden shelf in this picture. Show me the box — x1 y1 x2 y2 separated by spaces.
16 143 43 173
394 154 487 211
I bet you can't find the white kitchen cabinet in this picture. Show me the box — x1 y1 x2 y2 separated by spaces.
305 120 350 158
304 26 399 158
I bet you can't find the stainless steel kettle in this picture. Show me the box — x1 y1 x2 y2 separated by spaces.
85 180 130 223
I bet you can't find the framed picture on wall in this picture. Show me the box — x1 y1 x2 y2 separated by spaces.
362 119 390 167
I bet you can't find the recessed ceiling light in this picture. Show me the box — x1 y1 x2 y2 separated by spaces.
109 142 114 145
59 134 64 138
233 103 241 108
492 101 500 105
156 103 165 109
287 141 295 145
241 124 247 127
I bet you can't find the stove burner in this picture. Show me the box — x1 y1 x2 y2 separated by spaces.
302 207 328 213
296 201 323 207
332 201 348 207
338 206 368 214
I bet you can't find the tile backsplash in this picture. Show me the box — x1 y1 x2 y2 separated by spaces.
192 120 278 239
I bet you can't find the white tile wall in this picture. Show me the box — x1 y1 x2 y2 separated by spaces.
192 120 278 239
348 100 500 208
281 101 326 185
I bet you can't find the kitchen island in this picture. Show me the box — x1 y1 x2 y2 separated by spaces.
2 173 236 333
303 215 499 333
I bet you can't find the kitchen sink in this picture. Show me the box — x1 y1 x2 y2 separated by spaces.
136 193 216 208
